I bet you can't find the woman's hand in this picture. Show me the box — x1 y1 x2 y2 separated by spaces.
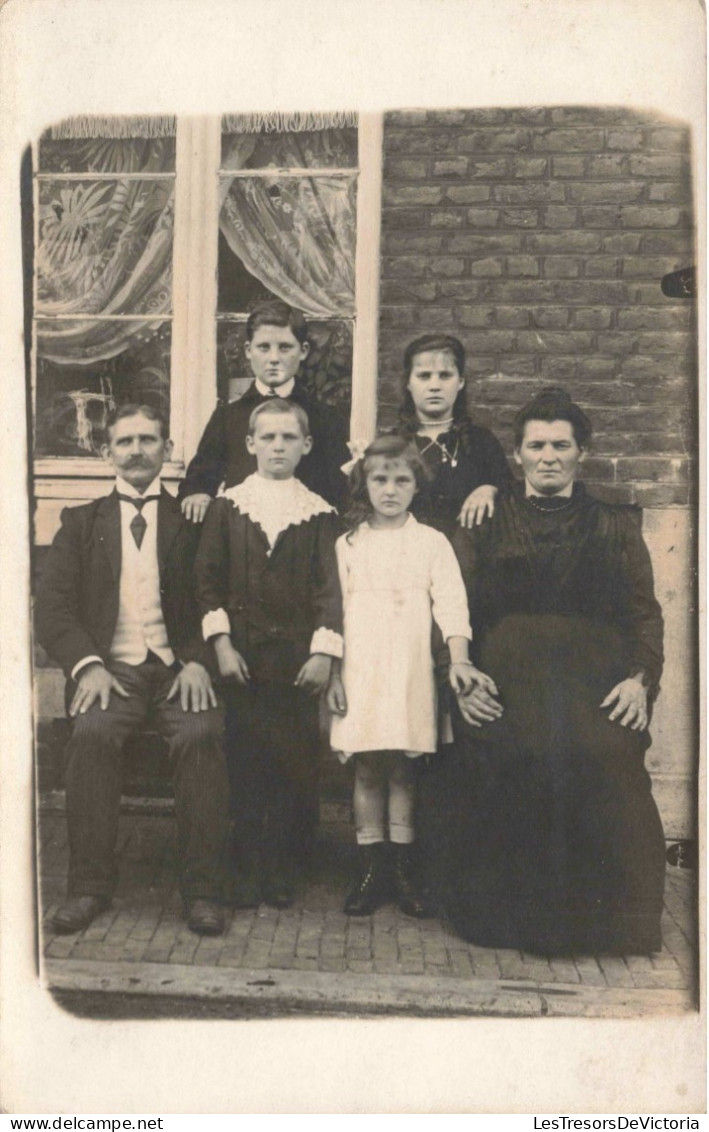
600 677 649 730
326 673 348 716
213 635 250 684
458 484 498 528
455 669 503 727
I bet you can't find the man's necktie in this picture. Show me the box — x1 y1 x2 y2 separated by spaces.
117 494 161 550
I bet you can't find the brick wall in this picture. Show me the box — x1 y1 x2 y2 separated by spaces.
377 107 697 508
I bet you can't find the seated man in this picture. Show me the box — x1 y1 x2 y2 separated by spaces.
35 404 230 936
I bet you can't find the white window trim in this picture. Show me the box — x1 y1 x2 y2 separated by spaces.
32 113 383 544
170 116 221 465
351 112 383 445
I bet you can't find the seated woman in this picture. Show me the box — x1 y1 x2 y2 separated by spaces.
438 386 666 956
397 333 513 537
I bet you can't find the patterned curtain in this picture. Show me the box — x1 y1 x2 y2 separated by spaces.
219 132 356 319
36 167 174 365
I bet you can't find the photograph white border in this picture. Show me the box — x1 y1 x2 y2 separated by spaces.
0 0 705 1114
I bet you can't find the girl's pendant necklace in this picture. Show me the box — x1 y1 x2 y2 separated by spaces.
417 419 459 468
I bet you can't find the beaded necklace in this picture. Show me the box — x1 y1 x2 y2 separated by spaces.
524 493 575 513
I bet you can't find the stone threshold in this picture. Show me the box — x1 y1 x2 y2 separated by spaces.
44 958 696 1019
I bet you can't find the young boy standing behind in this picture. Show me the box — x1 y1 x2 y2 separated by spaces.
195 399 343 908
179 299 350 520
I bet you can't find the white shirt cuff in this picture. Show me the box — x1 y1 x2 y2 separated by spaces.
310 627 344 658
202 608 231 640
71 656 104 681
444 626 473 643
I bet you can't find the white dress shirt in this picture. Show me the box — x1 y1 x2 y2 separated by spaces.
71 475 175 679
254 377 296 398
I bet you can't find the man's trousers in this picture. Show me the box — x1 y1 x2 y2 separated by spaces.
64 657 229 902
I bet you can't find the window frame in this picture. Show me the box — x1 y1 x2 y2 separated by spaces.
31 113 383 543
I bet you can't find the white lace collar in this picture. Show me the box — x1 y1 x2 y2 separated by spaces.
222 473 334 550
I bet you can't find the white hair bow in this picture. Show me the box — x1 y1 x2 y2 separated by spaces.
340 438 369 477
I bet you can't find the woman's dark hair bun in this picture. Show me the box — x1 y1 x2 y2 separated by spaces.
514 385 592 449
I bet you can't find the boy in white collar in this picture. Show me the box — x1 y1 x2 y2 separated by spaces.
196 399 343 908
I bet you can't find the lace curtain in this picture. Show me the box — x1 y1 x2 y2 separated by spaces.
219 130 356 319
36 143 175 365
33 116 357 455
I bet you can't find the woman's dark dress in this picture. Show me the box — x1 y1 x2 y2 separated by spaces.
436 483 666 955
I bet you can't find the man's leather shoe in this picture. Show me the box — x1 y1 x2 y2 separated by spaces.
186 899 225 936
51 895 111 934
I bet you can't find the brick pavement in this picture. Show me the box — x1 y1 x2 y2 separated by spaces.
38 803 698 1017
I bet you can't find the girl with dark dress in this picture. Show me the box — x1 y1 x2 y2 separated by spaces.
439 387 666 956
397 334 513 538
395 333 512 900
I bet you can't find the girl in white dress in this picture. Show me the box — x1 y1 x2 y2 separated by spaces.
327 435 494 917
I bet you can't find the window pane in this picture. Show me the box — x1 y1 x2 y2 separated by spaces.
215 322 249 403
221 128 357 171
37 179 174 315
217 319 352 414
218 175 356 317
38 135 176 174
35 321 171 457
217 230 279 313
301 320 353 414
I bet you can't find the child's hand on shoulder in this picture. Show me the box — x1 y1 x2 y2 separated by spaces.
295 654 333 696
458 484 498 528
181 493 212 523
213 635 250 684
326 673 347 716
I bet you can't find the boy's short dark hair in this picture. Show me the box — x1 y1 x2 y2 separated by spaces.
245 300 309 346
513 386 592 449
247 398 311 438
105 402 169 441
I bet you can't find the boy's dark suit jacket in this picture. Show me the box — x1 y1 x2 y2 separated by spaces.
35 488 212 680
177 382 350 511
195 496 343 684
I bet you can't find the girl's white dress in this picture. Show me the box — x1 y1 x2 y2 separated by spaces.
331 514 471 760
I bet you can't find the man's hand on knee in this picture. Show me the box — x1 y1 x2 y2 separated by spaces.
168 662 218 713
70 663 129 716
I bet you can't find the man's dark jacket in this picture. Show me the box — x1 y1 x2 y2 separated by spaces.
34 488 212 679
177 383 350 511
